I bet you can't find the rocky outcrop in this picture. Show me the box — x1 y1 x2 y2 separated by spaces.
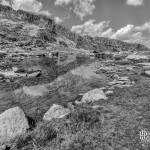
76 35 149 52
0 107 29 145
143 70 150 77
0 3 149 55
126 54 149 63
80 88 108 104
43 104 70 121
109 75 134 88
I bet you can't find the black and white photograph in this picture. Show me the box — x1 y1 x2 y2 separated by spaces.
0 0 150 149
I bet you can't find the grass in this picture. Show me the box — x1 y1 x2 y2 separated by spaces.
1 58 150 149
10 96 150 150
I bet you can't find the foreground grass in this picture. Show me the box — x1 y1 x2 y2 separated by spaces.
10 103 150 150
1 62 150 149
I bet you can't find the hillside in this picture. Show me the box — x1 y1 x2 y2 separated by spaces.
0 4 149 53
0 3 150 150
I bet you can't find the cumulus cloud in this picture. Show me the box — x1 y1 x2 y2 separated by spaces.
13 0 42 12
135 22 150 32
55 0 72 5
101 28 114 37
126 0 144 6
1 0 43 12
71 20 150 47
71 19 111 37
0 0 10 6
38 10 51 16
54 16 63 24
111 24 134 40
1 0 55 18
54 0 96 20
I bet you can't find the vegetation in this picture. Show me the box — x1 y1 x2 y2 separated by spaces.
0 3 150 150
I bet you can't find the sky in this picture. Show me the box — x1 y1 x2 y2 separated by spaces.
1 0 150 47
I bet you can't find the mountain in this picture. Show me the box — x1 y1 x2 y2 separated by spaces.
0 4 149 53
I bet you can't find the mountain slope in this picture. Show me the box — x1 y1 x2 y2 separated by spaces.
0 4 149 53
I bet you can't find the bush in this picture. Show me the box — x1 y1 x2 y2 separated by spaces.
68 108 102 128
33 122 57 146
11 122 57 149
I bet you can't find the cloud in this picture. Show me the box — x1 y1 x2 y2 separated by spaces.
126 0 144 6
54 16 63 24
1 0 54 18
71 20 150 48
0 0 11 6
111 24 134 40
54 0 96 20
13 0 42 12
71 19 110 36
101 28 114 37
55 0 72 5
0 0 43 12
37 10 51 16
135 22 150 32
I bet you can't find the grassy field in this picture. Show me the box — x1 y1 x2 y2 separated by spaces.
1 67 149 150
0 56 150 149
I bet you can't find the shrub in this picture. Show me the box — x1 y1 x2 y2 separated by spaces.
33 122 57 146
11 122 57 149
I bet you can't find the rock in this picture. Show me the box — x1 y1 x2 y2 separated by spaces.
92 105 101 109
126 54 149 62
100 87 107 90
0 107 29 145
109 79 123 86
75 100 82 105
6 79 10 83
81 88 108 103
108 86 115 90
0 145 6 150
126 66 133 71
144 70 150 77
118 77 129 81
113 74 119 79
43 104 70 121
105 90 114 95
67 102 75 111
12 67 18 72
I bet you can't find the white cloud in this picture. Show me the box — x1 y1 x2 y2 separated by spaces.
1 0 43 12
71 20 150 48
0 0 11 6
135 22 150 32
37 10 51 16
54 16 63 24
111 24 134 40
55 0 96 20
13 0 42 12
71 19 110 36
55 0 72 5
126 0 144 6
101 28 114 37
1 0 54 17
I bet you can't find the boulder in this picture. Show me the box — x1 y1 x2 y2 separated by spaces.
81 88 108 103
43 104 70 121
0 107 29 145
126 54 149 62
0 145 6 150
113 74 119 80
105 90 114 95
144 70 150 77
